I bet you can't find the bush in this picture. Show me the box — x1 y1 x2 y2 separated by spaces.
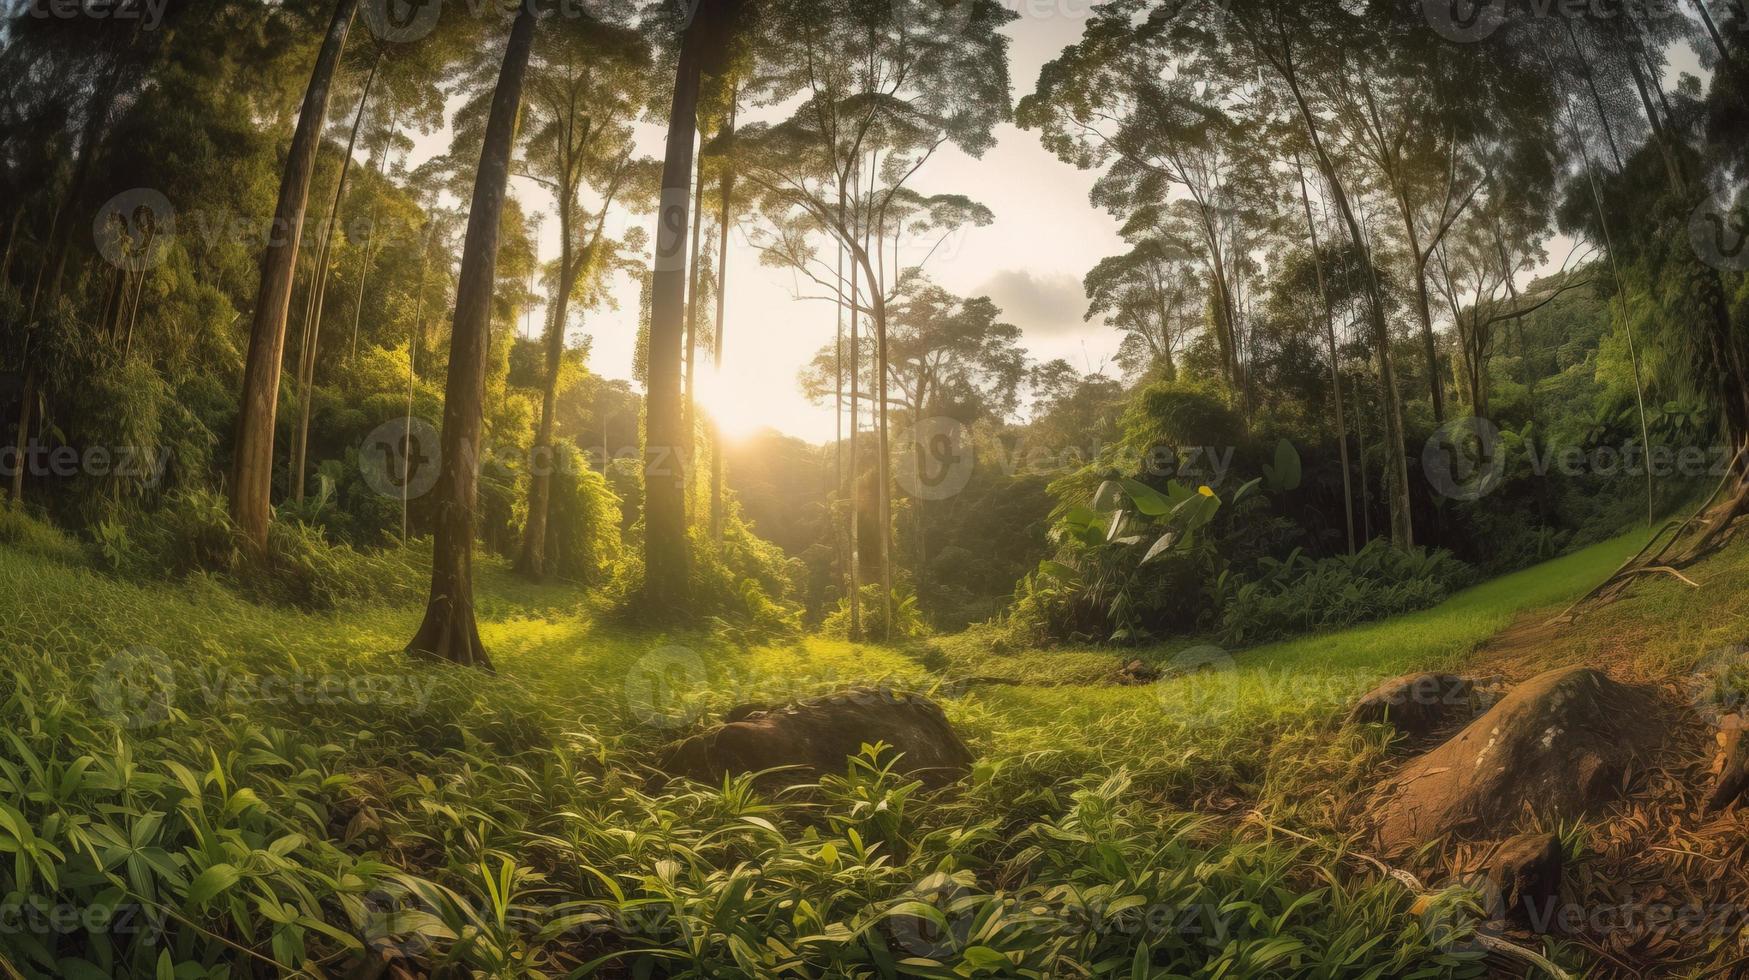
0 502 87 566
1216 541 1475 646
540 439 622 587
821 584 930 642
90 489 423 610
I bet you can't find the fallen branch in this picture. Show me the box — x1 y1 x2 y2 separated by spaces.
1624 565 1702 588
1553 444 1748 623
1245 812 1575 980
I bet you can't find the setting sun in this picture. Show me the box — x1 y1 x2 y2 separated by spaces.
691 365 780 442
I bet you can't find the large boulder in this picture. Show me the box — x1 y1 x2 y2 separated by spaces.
1370 667 1665 854
1347 672 1488 739
658 688 974 787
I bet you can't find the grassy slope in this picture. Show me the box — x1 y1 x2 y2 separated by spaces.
0 527 1659 977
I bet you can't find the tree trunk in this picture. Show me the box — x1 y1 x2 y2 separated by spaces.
1691 0 1749 106
348 206 378 364
682 149 706 508
517 230 576 579
8 370 34 502
293 52 378 505
15 61 125 505
1298 160 1355 554
1566 21 1624 171
709 122 735 545
1394 193 1445 425
0 208 18 286
1262 33 1413 547
230 0 359 550
405 5 537 668
643 14 707 609
847 167 862 640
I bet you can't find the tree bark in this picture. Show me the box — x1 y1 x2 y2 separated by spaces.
643 13 707 609
293 52 378 505
517 233 576 579
709 121 736 545
14 60 126 504
406 5 537 668
682 150 706 506
1258 28 1413 547
1298 160 1355 554
230 0 359 550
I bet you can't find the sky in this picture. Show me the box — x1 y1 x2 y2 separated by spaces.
417 4 1122 445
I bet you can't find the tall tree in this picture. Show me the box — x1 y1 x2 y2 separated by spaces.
740 0 1014 635
229 0 360 551
641 0 749 610
512 20 648 578
405 3 538 667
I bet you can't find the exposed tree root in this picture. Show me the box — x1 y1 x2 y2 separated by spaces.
1551 445 1748 624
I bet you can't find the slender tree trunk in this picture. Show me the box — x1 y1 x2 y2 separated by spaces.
1555 47 1657 527
709 97 736 544
8 371 33 502
1691 0 1749 105
834 184 848 618
643 14 708 609
1393 193 1445 425
14 61 124 504
405 4 537 668
1298 160 1355 554
1263 34 1413 547
518 228 576 579
405 233 427 543
1623 38 1684 193
292 52 378 505
0 208 18 286
682 149 706 505
1566 21 1624 171
848 201 862 641
230 0 360 550
348 207 378 364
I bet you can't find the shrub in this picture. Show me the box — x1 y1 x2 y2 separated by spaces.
540 439 622 587
821 584 930 642
89 489 423 610
1216 541 1475 646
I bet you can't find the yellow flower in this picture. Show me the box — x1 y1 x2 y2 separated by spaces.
1197 485 1214 497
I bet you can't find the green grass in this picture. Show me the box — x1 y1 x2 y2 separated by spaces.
0 521 1657 978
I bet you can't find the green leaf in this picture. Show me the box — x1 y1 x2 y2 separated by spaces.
185 864 242 906
1038 560 1077 582
1269 439 1301 491
1092 480 1124 511
1118 479 1172 516
1141 532 1178 564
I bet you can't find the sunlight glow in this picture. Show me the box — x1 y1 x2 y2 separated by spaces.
692 366 776 443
